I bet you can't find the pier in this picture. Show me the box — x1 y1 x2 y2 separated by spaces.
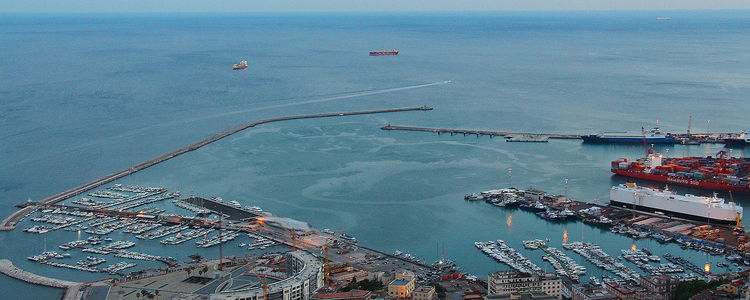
381 125 738 143
380 125 581 139
0 106 432 231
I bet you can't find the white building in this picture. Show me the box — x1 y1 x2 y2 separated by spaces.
487 271 562 299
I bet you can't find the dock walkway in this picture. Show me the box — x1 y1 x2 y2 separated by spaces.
0 107 432 231
381 125 581 139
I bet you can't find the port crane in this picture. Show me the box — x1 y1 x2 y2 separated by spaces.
323 228 346 287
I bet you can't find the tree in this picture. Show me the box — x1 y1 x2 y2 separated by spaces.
341 279 383 292
432 283 447 300
675 279 731 300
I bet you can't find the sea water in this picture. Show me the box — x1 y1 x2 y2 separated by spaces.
2 11 750 299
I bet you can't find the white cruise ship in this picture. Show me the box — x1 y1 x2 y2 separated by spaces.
610 184 742 224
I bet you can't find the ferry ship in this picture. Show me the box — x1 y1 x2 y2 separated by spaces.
339 233 357 243
233 60 248 70
609 184 743 224
369 49 399 56
611 151 750 194
724 130 750 147
582 127 674 144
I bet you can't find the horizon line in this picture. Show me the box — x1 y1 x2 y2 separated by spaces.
2 8 750 15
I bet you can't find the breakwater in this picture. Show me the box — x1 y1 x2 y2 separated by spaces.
381 125 581 139
0 259 82 299
0 106 432 231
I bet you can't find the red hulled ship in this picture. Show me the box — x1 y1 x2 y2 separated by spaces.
233 60 248 70
611 151 750 194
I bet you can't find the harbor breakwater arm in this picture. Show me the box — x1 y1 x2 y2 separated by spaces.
0 106 433 231
0 259 82 297
380 125 582 139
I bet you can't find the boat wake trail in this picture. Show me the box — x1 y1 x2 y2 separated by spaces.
208 80 452 119
6 81 450 169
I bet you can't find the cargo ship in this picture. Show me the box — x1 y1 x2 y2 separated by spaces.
611 151 750 194
609 184 742 224
724 130 750 147
582 127 674 144
233 60 248 70
369 49 399 56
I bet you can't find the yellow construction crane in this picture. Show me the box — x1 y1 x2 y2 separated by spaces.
323 228 345 287
259 274 268 300
730 191 742 229
281 226 298 251
258 217 298 250
247 264 269 300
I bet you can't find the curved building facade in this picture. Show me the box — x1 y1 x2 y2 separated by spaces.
211 251 324 300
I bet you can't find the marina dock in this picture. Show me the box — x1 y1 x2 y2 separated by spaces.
466 187 750 258
0 106 432 231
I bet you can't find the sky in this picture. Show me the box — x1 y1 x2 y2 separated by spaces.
1 0 750 13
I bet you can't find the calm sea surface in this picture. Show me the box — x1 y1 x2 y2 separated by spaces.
2 11 750 299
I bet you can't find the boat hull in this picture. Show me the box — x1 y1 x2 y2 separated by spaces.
724 138 748 147
609 200 736 224
611 169 750 194
233 66 248 70
369 51 398 56
582 135 675 144
610 186 742 224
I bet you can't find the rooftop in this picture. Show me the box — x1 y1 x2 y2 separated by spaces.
414 285 435 293
605 281 646 295
312 290 371 300
391 280 409 286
